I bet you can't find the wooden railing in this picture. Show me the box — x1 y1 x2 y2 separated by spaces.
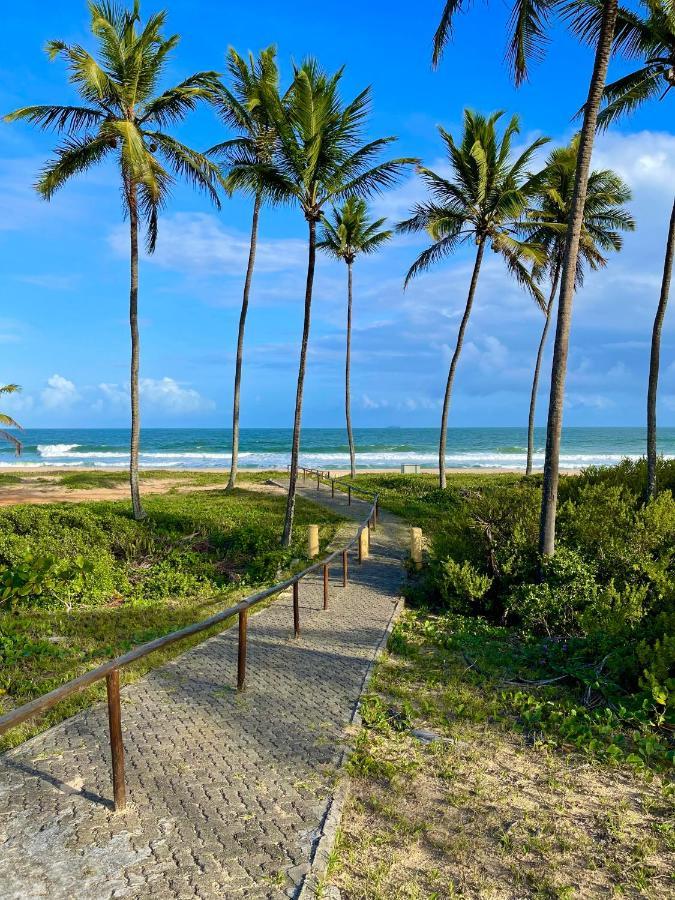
0 474 378 812
298 466 378 514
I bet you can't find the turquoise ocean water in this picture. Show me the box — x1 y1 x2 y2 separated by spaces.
1 427 673 470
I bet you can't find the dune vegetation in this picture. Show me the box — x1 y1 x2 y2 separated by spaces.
0 485 342 751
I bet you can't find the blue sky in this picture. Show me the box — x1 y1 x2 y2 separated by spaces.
1 0 674 428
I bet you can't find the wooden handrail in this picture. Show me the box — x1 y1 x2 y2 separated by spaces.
0 472 379 811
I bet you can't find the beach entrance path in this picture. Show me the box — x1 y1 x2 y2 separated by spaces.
0 482 406 899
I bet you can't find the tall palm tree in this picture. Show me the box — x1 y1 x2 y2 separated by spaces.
209 47 286 491
5 1 222 519
318 197 392 477
523 140 634 475
431 0 620 554
398 110 548 489
587 0 675 497
0 385 23 455
228 59 414 545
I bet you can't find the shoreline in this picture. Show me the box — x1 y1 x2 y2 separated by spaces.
0 465 582 476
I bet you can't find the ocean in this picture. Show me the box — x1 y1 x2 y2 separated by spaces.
0 427 671 471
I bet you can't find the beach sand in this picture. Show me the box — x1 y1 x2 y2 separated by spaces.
0 466 580 507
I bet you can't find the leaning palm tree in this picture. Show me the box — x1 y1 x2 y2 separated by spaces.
0 385 23 455
228 60 414 545
523 140 634 475
5 1 222 519
318 197 392 477
431 0 621 554
209 47 286 491
399 110 548 490
586 0 675 498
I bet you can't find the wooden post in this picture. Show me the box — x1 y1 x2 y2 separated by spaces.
374 500 378 525
307 524 319 558
323 564 329 610
348 486 351 506
358 527 369 563
237 608 248 691
411 527 423 569
342 549 348 586
293 581 300 637
331 480 335 498
106 669 126 812
317 473 320 491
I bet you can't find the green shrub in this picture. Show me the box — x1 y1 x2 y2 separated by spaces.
435 558 492 612
506 548 599 635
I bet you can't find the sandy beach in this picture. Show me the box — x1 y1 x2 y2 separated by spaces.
0 466 580 506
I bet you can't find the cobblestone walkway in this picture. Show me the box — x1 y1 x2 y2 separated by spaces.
0 483 406 899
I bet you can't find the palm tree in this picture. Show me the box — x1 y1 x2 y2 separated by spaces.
0 385 23 455
228 59 414 545
318 197 392 477
398 110 548 489
209 47 285 492
587 0 675 498
5 1 222 519
431 0 620 554
523 140 634 475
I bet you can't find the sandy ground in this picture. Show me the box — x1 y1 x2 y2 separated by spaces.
0 466 581 507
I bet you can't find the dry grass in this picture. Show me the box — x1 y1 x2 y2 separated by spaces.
325 620 674 900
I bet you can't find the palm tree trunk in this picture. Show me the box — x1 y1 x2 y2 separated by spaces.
282 217 317 547
647 195 675 499
526 265 561 476
227 193 261 491
346 261 356 478
128 180 145 521
539 0 618 556
439 239 485 489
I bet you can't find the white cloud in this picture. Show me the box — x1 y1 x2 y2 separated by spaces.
140 377 214 414
41 374 79 409
17 274 80 290
362 394 388 410
108 212 307 276
593 131 675 192
566 393 614 410
95 378 214 414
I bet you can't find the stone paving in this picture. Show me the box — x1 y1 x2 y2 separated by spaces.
0 482 406 899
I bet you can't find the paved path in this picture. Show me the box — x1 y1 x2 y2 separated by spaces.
0 483 406 899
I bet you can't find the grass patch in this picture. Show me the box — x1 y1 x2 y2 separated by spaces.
0 486 343 750
0 474 24 486
327 609 675 899
57 471 129 489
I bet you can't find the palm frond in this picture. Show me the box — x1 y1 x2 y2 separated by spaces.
4 104 104 133
506 0 553 86
37 134 112 199
432 1 467 68
404 232 465 287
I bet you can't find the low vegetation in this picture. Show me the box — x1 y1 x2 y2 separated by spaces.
0 484 341 750
328 611 674 898
325 463 674 897
349 462 674 769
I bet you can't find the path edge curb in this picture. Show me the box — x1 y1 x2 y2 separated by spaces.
296 593 406 899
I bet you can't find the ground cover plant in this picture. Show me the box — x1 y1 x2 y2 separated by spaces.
325 464 674 897
0 485 342 750
326 610 674 898
346 467 674 769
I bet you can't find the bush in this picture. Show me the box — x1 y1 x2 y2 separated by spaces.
352 468 675 740
506 548 599 636
435 558 492 613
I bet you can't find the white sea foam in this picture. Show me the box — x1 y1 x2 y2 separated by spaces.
37 444 81 457
20 442 673 470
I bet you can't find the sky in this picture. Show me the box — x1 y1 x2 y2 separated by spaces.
1 0 675 429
